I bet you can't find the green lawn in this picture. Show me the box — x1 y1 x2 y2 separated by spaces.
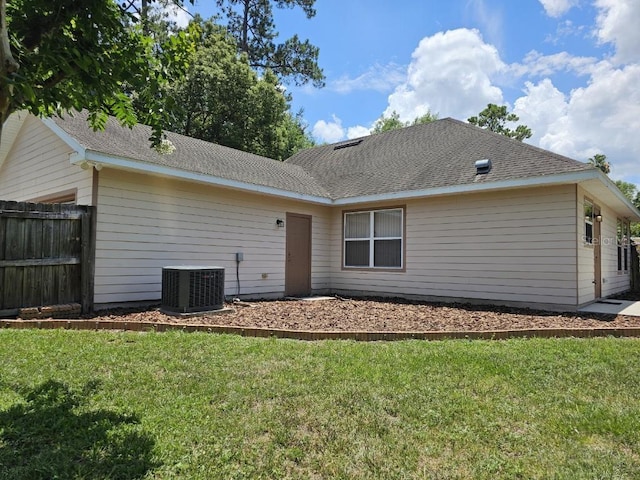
0 331 639 479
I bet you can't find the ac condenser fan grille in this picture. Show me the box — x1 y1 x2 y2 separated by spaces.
161 266 225 314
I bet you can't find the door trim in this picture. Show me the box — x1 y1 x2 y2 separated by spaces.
594 205 602 298
285 213 312 296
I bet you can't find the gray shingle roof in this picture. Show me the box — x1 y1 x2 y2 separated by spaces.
51 111 330 198
285 118 594 200
52 112 594 203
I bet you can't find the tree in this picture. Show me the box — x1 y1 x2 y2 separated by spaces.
588 153 611 174
615 179 636 199
372 110 438 134
0 0 195 148
467 104 532 141
215 0 324 87
412 111 439 125
614 180 640 236
165 21 313 160
371 111 405 134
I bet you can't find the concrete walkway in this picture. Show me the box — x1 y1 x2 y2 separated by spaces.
579 299 640 316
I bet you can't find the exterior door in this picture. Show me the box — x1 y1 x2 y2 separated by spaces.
594 206 602 298
285 213 311 296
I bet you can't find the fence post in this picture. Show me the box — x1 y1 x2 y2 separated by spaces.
80 206 96 313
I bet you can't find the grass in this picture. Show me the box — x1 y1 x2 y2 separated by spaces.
0 331 639 479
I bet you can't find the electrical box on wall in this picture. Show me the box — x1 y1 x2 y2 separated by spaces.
236 252 244 262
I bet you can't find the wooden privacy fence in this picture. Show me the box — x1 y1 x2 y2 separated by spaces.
0 201 95 316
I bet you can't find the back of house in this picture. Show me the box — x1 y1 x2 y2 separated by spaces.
1 111 638 312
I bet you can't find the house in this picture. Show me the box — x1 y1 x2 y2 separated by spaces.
1 110 638 311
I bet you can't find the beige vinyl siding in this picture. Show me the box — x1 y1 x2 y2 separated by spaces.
577 187 595 304
600 203 630 296
0 116 93 204
94 169 331 305
576 186 631 304
331 185 579 307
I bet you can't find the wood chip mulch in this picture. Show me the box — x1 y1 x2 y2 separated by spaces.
78 297 640 333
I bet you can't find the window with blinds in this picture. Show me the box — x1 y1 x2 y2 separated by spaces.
344 208 403 268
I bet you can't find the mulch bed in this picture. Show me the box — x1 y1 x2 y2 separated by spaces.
69 296 640 333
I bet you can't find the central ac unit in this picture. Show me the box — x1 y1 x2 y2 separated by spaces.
161 266 225 314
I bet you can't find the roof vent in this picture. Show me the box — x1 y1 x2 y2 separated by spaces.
475 159 492 174
333 139 363 150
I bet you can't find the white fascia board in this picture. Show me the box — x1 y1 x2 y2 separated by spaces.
41 117 87 160
597 171 640 220
83 150 333 205
333 170 602 206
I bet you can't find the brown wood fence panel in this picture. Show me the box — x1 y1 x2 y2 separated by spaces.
0 201 95 316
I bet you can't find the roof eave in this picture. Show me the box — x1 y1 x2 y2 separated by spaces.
82 150 333 205
332 170 604 206
579 170 640 222
41 116 87 158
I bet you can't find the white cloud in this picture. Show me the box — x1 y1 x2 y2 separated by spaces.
347 126 371 139
545 20 586 44
594 0 640 64
312 115 370 143
312 115 347 143
332 63 406 94
511 50 598 77
539 0 579 17
385 28 505 122
513 64 640 182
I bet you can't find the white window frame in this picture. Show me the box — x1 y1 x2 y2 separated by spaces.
584 199 594 245
343 208 403 269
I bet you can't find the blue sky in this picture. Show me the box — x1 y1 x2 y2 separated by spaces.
179 0 640 186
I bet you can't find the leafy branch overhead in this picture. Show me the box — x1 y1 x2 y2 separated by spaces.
468 104 532 141
0 0 196 148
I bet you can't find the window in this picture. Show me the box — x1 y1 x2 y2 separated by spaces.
617 219 630 272
29 189 77 205
617 219 623 271
344 208 403 268
624 222 629 271
584 200 594 244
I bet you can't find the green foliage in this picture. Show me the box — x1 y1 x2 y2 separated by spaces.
372 110 438 134
589 153 611 174
1 0 195 147
412 111 439 125
2 331 640 478
468 103 532 141
614 179 640 235
372 111 405 134
215 0 324 87
165 20 313 160
615 180 637 200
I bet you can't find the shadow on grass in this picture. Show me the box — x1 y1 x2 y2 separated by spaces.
0 380 159 479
